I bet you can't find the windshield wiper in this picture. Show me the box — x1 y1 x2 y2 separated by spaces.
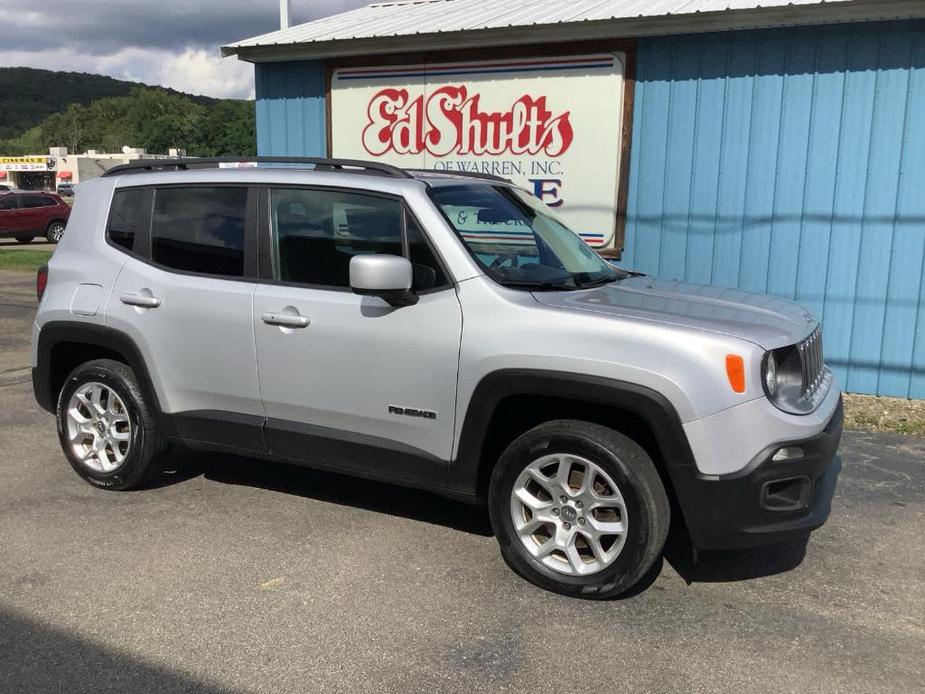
574 276 620 289
499 280 577 291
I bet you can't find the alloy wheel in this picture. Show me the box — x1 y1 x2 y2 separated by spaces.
48 223 65 242
510 453 628 576
65 382 132 473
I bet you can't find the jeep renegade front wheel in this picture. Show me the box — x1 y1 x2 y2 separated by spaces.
56 359 163 490
489 420 670 599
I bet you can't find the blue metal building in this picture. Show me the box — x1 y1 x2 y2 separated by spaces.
223 0 925 398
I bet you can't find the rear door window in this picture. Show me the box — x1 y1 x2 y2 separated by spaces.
151 187 248 277
107 188 151 254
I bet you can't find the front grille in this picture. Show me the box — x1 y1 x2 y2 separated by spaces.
798 326 825 398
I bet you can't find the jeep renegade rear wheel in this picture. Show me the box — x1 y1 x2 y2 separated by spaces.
56 359 163 490
489 420 670 599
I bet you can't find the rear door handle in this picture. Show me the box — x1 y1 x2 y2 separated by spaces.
261 312 310 328
120 293 161 308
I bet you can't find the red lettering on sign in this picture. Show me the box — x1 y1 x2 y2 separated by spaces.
362 86 574 157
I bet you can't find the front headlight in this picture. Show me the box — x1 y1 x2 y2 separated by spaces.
762 344 820 414
764 352 778 397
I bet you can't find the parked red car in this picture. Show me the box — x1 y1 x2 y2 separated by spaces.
0 191 71 244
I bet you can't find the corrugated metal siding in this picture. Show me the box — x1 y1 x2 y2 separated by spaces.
623 20 925 397
227 0 857 49
255 61 327 156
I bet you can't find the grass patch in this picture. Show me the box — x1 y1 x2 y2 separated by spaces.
844 392 925 436
0 249 53 272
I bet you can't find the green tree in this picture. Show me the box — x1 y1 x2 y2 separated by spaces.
0 125 44 155
41 103 91 152
2 85 255 157
192 100 257 156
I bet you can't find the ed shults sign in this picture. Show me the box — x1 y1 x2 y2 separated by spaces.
362 87 574 158
331 55 625 250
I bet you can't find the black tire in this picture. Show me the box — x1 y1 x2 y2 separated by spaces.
15 235 34 244
45 221 66 244
489 420 670 599
55 359 164 490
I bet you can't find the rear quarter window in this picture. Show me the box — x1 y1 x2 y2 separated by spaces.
107 188 151 254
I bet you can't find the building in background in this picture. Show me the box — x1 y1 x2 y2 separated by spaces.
223 0 925 398
0 147 185 192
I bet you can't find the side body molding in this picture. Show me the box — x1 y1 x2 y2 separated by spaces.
36 334 705 522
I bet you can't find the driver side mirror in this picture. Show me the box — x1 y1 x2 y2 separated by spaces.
349 255 419 307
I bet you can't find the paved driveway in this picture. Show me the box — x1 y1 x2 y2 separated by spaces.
0 270 922 693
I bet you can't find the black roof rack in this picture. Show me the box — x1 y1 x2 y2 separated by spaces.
102 156 413 179
405 168 512 184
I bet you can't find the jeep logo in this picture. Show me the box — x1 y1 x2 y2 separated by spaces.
388 405 437 420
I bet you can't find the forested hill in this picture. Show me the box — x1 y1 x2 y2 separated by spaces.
0 67 219 141
0 68 255 157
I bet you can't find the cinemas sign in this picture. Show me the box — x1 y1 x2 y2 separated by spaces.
330 54 625 250
0 156 52 172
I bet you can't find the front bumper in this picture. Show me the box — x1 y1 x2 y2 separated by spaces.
669 396 843 550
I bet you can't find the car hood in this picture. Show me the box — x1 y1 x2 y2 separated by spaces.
531 276 816 350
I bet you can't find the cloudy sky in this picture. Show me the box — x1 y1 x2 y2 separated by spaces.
0 1 369 99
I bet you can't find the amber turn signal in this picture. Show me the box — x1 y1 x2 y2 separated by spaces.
725 355 746 393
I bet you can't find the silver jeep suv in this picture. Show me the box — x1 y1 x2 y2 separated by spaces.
32 157 843 598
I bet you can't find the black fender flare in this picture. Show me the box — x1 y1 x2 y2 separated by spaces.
33 321 162 417
448 369 698 497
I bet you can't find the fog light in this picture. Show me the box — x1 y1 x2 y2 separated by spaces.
761 476 811 511
772 446 804 462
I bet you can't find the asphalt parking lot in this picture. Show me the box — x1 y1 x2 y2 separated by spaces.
0 269 923 694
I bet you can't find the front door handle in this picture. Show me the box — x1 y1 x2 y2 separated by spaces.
261 312 310 328
120 293 161 308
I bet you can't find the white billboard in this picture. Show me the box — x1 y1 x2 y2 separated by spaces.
330 54 625 250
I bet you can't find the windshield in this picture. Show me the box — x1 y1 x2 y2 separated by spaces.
428 184 620 290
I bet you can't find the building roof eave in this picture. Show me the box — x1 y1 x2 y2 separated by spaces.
222 0 925 63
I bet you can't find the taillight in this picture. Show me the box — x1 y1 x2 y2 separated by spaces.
36 264 48 302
